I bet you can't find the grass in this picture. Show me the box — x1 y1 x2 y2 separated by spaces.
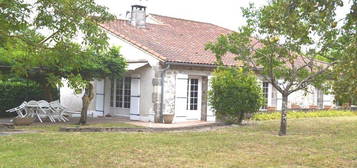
1 117 357 168
253 110 357 121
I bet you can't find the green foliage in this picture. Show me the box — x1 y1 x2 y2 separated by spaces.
252 110 357 121
206 0 341 97
0 0 120 88
0 0 126 123
206 0 343 134
64 46 127 91
331 1 357 105
0 80 58 118
209 67 262 124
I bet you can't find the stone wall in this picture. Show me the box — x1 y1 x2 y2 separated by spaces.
161 65 214 122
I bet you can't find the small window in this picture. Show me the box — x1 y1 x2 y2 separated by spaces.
262 82 269 109
187 78 199 110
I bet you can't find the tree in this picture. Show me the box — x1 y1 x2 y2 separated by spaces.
69 47 126 124
0 0 114 98
206 0 341 136
0 0 127 124
331 1 357 106
209 67 262 125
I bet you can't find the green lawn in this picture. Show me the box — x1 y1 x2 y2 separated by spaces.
1 117 357 168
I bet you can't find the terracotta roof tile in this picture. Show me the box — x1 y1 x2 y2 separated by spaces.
100 14 237 66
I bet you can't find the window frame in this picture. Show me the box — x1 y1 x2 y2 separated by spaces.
110 77 131 109
262 82 269 109
186 78 199 111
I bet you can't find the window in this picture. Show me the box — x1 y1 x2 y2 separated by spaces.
123 77 131 108
187 78 199 110
262 82 269 109
316 89 324 109
110 77 131 108
110 79 114 107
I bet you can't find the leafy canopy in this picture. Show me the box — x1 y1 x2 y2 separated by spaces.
206 0 343 135
331 1 357 104
0 0 125 91
206 0 342 96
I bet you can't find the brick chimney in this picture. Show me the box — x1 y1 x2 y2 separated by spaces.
130 5 146 28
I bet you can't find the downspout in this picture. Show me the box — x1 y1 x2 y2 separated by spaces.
159 64 170 123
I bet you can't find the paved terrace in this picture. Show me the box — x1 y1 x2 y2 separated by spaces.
0 117 217 129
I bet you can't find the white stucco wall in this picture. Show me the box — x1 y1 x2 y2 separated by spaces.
106 31 161 66
59 80 96 116
256 77 335 110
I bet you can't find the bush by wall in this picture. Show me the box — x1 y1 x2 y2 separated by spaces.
209 68 263 124
252 110 357 121
0 81 59 118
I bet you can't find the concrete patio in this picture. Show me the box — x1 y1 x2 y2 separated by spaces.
0 116 220 129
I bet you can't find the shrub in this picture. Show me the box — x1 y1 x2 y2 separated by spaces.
252 110 357 121
209 68 263 124
0 81 59 118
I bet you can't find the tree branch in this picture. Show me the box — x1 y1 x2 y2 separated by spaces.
38 29 62 45
288 62 335 94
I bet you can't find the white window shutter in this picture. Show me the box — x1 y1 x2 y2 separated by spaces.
206 76 215 121
271 85 278 108
175 73 188 117
130 76 141 120
95 79 105 115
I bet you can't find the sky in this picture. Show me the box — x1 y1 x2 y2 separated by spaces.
95 0 267 30
95 0 352 31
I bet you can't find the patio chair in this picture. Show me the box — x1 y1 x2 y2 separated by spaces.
26 100 55 123
26 100 43 122
6 101 28 118
49 100 69 122
37 100 56 123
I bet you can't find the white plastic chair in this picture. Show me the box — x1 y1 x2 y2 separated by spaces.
26 100 44 122
6 101 28 118
37 100 56 123
49 100 69 122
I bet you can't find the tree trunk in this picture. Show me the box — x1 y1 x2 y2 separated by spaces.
238 112 244 125
41 83 54 101
279 94 288 136
79 83 95 125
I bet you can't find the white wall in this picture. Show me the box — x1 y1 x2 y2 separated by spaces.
59 80 96 116
106 31 160 66
256 77 335 110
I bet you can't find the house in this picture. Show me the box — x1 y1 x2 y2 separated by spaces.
60 5 334 123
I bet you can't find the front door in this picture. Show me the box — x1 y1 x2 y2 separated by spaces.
109 77 131 117
186 77 202 120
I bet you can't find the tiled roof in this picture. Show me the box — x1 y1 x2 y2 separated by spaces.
100 14 238 66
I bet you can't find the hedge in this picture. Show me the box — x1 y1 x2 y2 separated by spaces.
0 81 59 118
252 110 357 121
